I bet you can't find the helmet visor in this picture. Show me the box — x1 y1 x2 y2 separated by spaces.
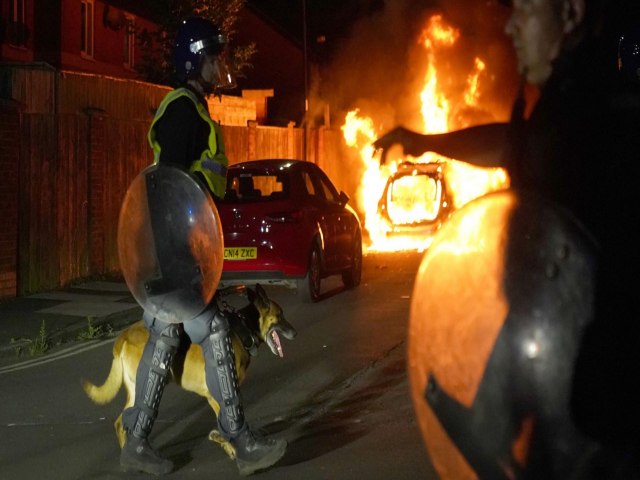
208 53 237 90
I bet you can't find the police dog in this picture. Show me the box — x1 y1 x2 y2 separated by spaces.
83 284 296 459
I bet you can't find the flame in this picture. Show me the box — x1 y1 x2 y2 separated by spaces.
341 110 399 250
342 14 510 252
465 58 486 107
419 15 457 135
420 14 459 50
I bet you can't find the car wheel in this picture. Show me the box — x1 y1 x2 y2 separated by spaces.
342 232 362 288
297 244 322 303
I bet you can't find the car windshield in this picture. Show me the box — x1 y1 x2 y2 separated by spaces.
222 171 289 203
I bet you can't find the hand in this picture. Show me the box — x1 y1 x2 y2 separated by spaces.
373 126 427 165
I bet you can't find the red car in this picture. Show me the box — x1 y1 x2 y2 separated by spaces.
217 159 363 302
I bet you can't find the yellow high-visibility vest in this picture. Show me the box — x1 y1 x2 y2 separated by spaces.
148 87 228 198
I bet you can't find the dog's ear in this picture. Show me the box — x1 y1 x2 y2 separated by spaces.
246 286 257 304
255 284 268 303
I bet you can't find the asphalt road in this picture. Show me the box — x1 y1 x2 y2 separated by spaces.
0 251 439 480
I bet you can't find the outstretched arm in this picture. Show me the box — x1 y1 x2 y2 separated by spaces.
373 124 510 168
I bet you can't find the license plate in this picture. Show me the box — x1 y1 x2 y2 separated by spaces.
224 247 257 260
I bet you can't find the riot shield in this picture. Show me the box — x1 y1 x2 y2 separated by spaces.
407 189 598 479
118 164 224 324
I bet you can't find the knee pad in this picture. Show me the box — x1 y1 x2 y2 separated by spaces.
183 307 216 344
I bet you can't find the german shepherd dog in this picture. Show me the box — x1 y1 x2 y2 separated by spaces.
83 284 296 459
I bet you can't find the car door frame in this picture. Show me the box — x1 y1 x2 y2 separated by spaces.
307 165 353 272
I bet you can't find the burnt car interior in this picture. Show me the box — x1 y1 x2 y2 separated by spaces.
386 173 443 224
379 163 449 228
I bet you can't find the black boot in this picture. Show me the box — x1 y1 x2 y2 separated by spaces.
233 429 287 476
120 434 173 476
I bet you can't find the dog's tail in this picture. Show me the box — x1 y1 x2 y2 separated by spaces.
82 339 124 405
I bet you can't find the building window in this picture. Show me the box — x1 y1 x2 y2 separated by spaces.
7 0 28 47
81 0 94 57
124 14 135 68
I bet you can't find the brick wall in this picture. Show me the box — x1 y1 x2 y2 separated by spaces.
0 103 20 299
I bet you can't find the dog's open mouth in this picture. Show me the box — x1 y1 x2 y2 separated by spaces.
268 329 283 357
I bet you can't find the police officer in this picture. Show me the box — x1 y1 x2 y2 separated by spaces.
119 17 286 476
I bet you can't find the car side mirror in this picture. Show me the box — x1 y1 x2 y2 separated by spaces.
338 191 349 206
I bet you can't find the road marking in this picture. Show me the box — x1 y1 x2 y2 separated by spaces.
0 337 117 375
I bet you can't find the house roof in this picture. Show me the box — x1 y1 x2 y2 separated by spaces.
102 0 159 22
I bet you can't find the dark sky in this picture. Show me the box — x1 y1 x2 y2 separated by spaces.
246 0 357 40
245 1 513 69
246 0 397 59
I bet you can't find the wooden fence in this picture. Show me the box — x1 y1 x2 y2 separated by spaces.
0 108 352 298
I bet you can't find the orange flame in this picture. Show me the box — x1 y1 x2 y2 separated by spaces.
465 58 486 107
419 14 459 50
419 15 457 135
341 110 399 249
343 14 510 252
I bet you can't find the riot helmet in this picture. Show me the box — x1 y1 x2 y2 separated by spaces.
174 17 236 90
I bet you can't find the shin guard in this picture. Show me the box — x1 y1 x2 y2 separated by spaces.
123 323 181 439
200 309 246 438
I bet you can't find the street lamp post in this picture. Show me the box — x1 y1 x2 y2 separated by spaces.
302 0 309 161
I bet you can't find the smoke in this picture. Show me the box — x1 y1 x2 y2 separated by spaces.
311 0 519 133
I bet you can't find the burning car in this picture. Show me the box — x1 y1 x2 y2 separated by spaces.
377 162 453 237
341 13 511 252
